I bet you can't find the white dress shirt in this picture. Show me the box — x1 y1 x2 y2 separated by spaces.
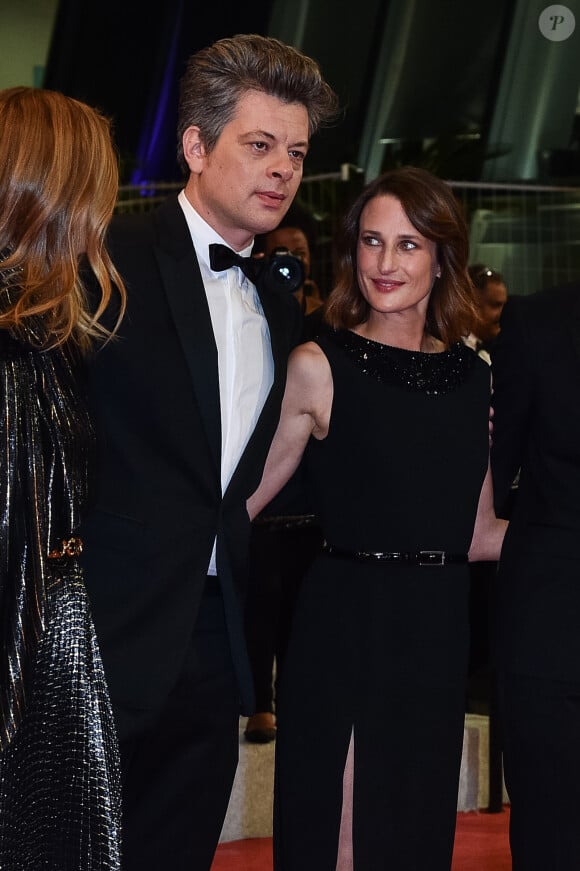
463 332 492 366
178 190 274 574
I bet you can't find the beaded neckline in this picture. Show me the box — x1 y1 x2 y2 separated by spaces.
325 329 477 395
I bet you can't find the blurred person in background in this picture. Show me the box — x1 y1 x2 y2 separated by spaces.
245 204 326 744
491 279 580 870
465 263 508 364
464 263 508 713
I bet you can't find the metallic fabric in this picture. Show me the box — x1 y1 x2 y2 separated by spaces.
0 291 121 868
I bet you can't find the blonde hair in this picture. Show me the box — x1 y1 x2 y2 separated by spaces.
0 86 126 352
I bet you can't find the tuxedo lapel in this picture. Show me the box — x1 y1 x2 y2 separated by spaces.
256 283 287 371
150 198 297 494
153 199 221 474
225 285 296 497
254 284 290 424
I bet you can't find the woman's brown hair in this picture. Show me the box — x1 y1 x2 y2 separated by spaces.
0 87 126 352
325 166 477 346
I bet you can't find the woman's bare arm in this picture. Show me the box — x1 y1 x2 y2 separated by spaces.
468 462 508 562
247 341 332 521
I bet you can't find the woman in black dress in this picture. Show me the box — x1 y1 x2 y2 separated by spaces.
248 167 507 870
0 87 126 870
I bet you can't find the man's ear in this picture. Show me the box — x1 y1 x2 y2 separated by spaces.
182 126 205 173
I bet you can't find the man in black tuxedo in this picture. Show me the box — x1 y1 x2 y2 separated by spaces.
491 281 580 870
81 34 338 871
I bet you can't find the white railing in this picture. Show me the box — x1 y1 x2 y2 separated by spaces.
116 173 580 296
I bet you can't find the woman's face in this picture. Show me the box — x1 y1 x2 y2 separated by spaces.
356 194 440 318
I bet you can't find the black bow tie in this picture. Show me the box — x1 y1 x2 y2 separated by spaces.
208 243 259 284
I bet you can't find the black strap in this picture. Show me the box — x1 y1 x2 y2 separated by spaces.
323 543 468 566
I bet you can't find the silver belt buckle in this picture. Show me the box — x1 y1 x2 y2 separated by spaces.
418 550 445 566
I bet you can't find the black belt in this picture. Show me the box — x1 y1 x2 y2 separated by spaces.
322 543 468 566
253 513 318 531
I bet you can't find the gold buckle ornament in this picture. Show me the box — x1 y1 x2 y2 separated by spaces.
48 536 83 559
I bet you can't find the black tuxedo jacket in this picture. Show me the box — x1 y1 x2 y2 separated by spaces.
81 195 302 714
491 282 580 680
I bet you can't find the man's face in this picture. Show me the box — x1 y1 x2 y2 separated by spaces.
182 91 309 251
479 279 508 342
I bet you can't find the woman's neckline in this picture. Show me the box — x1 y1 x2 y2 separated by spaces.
346 328 449 355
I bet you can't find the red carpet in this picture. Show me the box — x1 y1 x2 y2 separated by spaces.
211 807 511 870
452 808 511 870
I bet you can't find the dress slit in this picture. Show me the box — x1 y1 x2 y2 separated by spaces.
336 728 354 871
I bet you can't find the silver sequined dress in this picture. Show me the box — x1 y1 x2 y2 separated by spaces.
0 308 122 868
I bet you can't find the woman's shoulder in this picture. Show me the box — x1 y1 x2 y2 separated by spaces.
289 338 329 373
287 338 333 395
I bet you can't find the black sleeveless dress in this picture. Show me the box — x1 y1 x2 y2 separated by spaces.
273 329 490 871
